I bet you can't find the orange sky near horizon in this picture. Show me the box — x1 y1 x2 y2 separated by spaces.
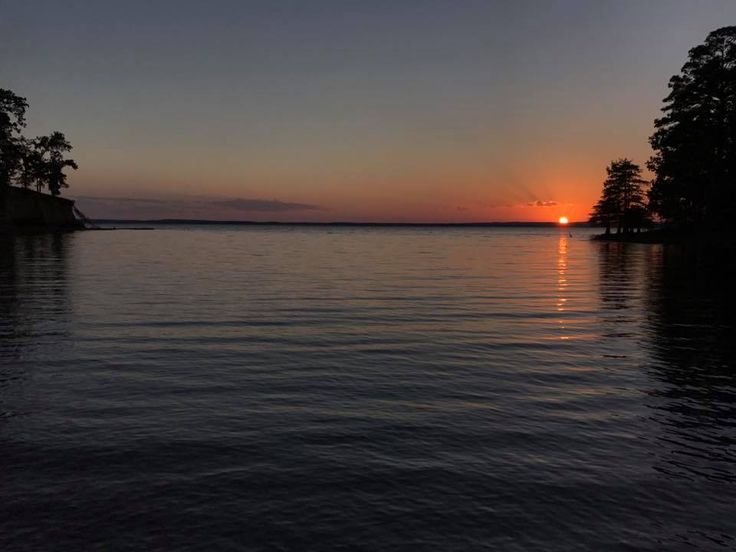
6 1 733 222
70 145 626 223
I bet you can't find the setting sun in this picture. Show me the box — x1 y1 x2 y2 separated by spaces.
558 216 569 225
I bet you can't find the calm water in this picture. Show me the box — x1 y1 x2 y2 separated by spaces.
1 226 734 551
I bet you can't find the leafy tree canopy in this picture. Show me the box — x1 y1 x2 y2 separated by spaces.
590 158 650 234
0 89 29 188
0 88 77 195
648 26 736 228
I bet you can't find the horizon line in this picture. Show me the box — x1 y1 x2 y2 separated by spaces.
94 218 591 227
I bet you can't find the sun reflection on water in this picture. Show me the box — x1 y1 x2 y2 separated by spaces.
557 234 570 339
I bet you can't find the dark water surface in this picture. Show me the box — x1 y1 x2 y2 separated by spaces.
1 226 734 551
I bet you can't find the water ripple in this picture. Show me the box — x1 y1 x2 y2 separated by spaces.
0 228 734 551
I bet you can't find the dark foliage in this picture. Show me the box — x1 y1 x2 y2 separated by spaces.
0 88 77 196
590 158 650 234
0 89 29 189
648 26 736 229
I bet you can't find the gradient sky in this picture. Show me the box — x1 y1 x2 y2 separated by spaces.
3 1 736 222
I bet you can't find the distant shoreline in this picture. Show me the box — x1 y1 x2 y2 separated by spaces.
94 219 594 228
592 229 736 247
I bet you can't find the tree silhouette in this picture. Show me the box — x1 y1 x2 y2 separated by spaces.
0 89 30 224
17 138 44 191
0 89 78 200
590 158 649 234
589 195 617 235
32 132 78 196
0 89 29 190
648 26 736 229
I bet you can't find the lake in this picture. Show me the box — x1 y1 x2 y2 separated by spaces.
1 225 734 551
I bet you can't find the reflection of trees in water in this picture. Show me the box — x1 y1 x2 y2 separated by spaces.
598 242 736 547
596 242 649 339
644 244 736 482
646 244 736 381
598 241 736 474
0 233 72 394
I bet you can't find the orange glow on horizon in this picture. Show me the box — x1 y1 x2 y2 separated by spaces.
558 216 569 225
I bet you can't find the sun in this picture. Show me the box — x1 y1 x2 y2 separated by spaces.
558 216 569 225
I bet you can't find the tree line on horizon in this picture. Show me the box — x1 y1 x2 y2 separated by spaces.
0 89 77 199
591 26 736 235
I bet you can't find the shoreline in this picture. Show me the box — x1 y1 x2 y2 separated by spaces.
592 230 671 244
592 229 736 248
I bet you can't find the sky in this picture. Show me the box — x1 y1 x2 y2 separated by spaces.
3 0 736 222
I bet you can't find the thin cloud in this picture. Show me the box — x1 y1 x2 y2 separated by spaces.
76 196 170 205
526 200 558 207
75 195 324 219
209 199 321 212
